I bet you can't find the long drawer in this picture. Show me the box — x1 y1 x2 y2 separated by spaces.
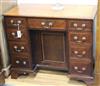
28 18 66 30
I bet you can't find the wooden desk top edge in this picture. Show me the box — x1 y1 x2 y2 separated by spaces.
3 4 97 19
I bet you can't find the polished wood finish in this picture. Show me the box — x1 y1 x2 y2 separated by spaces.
6 28 29 41
41 31 66 68
3 16 94 86
68 19 94 86
3 5 97 19
68 20 93 31
68 31 92 45
28 18 66 30
69 46 92 59
69 59 93 76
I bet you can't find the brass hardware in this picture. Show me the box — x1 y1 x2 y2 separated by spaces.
73 36 78 40
76 27 83 31
82 67 86 71
14 45 24 52
73 23 78 27
16 60 20 64
74 51 78 54
23 61 27 65
82 36 86 40
82 23 86 27
74 66 78 70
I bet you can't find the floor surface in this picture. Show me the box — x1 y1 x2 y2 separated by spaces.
5 70 86 86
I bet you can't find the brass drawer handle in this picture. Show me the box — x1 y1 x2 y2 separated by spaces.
74 50 86 57
41 22 46 26
76 27 83 31
82 23 86 28
23 61 27 65
82 36 86 41
74 66 86 73
14 45 24 52
17 20 22 24
73 23 78 27
48 22 53 27
10 20 22 25
82 51 86 55
76 40 82 43
74 66 78 70
77 55 83 57
73 36 78 40
77 67 86 73
10 20 14 24
41 21 53 29
74 51 78 54
41 21 49 28
23 72 27 75
16 60 20 64
11 32 16 36
82 67 86 71
77 70 83 73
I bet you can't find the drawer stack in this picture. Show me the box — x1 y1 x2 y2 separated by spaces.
68 20 94 78
4 17 32 78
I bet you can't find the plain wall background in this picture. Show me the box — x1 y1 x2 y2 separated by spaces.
17 0 98 5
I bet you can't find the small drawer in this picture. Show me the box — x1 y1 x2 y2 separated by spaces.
70 59 93 75
6 29 29 41
68 20 92 31
69 46 92 59
8 42 30 54
4 17 26 28
12 57 30 68
28 18 66 30
68 31 92 45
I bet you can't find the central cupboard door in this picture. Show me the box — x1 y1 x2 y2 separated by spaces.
41 31 67 68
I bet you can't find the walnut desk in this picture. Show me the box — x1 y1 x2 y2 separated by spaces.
3 4 97 86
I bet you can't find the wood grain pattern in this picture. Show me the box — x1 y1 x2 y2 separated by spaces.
5 70 86 86
94 0 100 86
3 5 97 19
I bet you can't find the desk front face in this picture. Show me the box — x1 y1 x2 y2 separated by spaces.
4 16 94 81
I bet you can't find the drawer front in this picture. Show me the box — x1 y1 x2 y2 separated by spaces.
6 29 29 41
12 57 30 68
68 31 92 45
69 46 92 59
70 59 93 75
68 20 92 31
5 17 26 28
28 18 66 30
8 42 30 54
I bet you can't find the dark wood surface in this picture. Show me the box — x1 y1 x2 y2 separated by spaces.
4 16 94 86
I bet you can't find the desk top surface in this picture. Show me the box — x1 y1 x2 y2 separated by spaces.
4 4 97 19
